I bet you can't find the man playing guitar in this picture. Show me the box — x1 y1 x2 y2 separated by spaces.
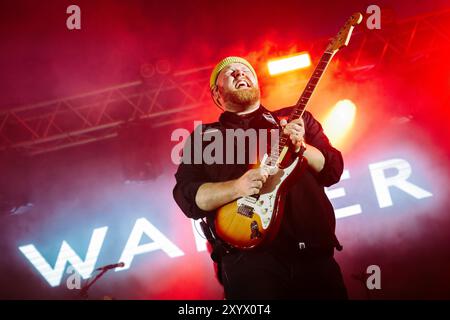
173 56 347 299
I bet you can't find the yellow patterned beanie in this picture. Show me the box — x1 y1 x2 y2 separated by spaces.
209 56 257 89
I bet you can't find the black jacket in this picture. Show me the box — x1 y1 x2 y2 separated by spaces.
173 105 344 253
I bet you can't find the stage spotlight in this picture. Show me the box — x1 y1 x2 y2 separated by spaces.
323 99 357 147
267 52 311 76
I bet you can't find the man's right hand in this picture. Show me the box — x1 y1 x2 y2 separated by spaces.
195 168 270 211
234 168 269 197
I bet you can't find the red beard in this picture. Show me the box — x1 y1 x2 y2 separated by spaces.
222 87 260 107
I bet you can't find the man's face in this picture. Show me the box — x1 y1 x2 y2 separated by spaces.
215 63 260 112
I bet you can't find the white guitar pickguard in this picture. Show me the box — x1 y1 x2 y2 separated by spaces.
237 155 300 229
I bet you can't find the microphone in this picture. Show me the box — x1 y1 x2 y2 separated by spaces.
95 262 125 271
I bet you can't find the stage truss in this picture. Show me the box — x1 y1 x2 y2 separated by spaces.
0 9 448 155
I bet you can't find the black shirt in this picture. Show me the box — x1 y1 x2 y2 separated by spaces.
173 105 344 253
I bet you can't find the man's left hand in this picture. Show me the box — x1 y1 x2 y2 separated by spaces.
280 118 305 152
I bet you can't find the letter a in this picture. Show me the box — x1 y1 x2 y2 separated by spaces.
66 265 81 290
366 265 381 289
66 5 81 30
366 5 381 30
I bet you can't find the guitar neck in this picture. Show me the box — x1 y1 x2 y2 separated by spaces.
289 50 335 122
266 50 336 166
267 12 363 166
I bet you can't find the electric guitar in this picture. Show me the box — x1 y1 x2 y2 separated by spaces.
214 12 363 249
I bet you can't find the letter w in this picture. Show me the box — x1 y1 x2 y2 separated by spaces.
18 227 108 287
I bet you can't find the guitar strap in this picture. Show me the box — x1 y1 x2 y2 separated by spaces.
261 111 280 127
200 218 238 285
201 218 236 253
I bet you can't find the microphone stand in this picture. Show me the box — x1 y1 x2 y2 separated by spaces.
79 267 110 299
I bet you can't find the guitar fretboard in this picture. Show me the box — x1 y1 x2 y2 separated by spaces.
268 51 335 165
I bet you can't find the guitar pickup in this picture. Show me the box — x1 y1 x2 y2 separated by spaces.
237 204 254 217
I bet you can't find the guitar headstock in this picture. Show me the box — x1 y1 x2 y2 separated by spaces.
327 12 363 53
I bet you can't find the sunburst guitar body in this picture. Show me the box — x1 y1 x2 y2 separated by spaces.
215 152 306 249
